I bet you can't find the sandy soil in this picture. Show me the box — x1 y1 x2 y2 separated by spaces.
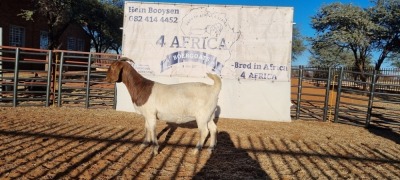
0 106 399 179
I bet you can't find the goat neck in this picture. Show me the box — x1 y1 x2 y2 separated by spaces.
119 61 155 106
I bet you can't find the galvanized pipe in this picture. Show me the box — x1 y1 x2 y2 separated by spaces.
45 51 52 107
334 67 344 123
13 48 20 107
323 67 332 121
85 54 92 108
57 52 65 107
295 65 303 120
366 70 377 127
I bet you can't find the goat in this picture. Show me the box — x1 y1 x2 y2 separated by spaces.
106 58 222 154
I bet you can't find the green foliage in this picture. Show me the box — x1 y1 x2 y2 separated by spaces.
309 45 354 67
17 10 34 21
18 0 122 52
310 0 400 72
310 3 376 69
101 3 123 53
77 0 123 53
369 0 400 69
389 53 400 68
292 25 306 61
18 0 87 49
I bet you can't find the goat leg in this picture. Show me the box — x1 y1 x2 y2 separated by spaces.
207 120 218 153
193 120 210 155
140 127 151 149
152 142 159 155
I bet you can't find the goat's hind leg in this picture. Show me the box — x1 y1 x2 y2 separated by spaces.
207 119 217 153
193 119 209 155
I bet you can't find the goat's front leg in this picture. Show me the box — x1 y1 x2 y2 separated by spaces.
140 122 151 149
144 115 159 155
150 125 159 155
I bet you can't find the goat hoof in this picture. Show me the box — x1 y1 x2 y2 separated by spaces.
193 146 202 155
140 143 149 149
153 146 159 155
192 148 199 155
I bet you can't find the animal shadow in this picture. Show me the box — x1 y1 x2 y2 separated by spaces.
194 131 270 179
368 124 400 144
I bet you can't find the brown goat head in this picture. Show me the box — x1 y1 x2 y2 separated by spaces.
105 61 124 83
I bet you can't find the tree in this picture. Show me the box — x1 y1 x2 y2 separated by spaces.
19 0 82 50
99 2 123 53
292 25 306 61
309 44 356 68
19 0 123 53
369 0 400 70
311 0 400 72
78 0 123 53
389 53 400 68
310 3 378 86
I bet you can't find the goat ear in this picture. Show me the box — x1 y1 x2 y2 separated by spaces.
106 61 123 83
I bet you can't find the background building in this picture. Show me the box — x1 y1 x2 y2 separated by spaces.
0 0 90 51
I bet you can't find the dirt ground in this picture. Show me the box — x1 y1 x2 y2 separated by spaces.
0 107 399 179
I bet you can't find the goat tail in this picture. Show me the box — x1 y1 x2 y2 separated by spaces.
206 73 222 93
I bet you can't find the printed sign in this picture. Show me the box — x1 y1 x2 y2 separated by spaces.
120 2 293 121
122 2 292 81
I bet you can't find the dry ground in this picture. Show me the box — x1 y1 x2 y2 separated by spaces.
0 107 399 179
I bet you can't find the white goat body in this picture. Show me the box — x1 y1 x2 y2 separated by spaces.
106 58 222 154
151 82 218 123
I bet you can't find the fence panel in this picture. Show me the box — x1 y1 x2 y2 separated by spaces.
292 66 400 131
54 50 118 109
0 46 118 109
333 68 375 126
0 46 52 107
291 66 333 121
1 46 399 132
290 66 300 119
369 71 400 130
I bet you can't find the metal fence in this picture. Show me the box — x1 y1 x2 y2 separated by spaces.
292 66 400 130
1 46 399 130
0 46 119 109
0 47 53 107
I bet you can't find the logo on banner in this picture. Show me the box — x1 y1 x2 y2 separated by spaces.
156 7 240 76
160 50 223 74
181 7 240 53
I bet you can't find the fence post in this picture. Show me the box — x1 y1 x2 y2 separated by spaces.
323 67 332 121
366 70 377 128
45 51 52 107
334 67 344 123
85 54 92 109
295 65 303 119
57 52 64 107
13 48 20 107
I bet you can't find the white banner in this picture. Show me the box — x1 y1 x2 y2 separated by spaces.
122 2 292 81
120 2 293 121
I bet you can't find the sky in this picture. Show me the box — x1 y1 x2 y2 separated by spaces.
135 0 376 66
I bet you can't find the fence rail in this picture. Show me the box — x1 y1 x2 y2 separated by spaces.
0 46 119 109
292 66 400 131
1 46 399 131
